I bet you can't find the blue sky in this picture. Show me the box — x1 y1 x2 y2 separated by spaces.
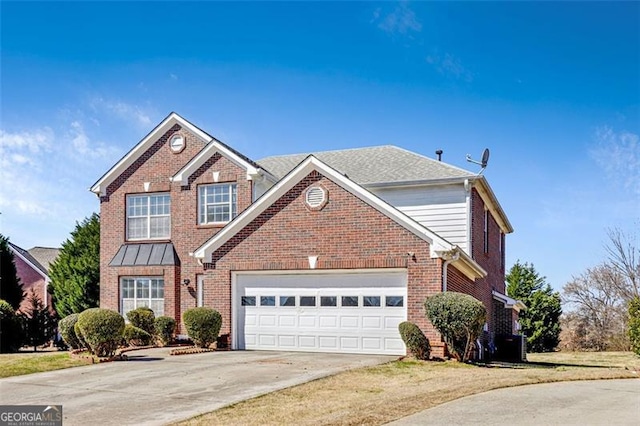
1 1 638 291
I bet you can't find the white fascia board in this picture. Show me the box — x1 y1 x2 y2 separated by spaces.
492 290 527 312
171 140 259 186
452 249 487 280
90 112 212 196
8 246 48 281
194 155 455 261
473 177 514 234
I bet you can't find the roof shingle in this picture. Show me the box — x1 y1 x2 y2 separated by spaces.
257 145 475 185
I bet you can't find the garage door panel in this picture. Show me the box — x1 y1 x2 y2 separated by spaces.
319 336 338 349
362 337 382 350
340 316 359 328
319 316 338 328
384 316 404 329
340 336 359 350
258 334 276 346
298 335 317 348
278 335 297 347
278 315 296 327
362 316 382 329
245 314 257 326
299 316 316 327
259 314 277 327
385 338 405 351
236 271 407 355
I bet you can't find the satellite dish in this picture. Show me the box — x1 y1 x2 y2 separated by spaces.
481 148 490 168
465 148 490 174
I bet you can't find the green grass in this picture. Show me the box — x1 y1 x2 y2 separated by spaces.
0 352 92 378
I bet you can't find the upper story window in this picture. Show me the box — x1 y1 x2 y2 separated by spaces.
483 209 489 253
126 193 171 240
199 183 237 225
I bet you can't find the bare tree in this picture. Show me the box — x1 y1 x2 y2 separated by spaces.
563 264 628 351
605 228 639 301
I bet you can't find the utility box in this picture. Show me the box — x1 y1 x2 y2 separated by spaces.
494 334 526 362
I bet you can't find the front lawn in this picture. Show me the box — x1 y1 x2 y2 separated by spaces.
179 351 639 426
0 351 93 378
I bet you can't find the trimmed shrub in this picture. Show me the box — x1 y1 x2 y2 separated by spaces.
629 296 640 356
126 307 155 335
74 321 88 350
183 307 222 348
399 321 431 360
424 292 486 362
0 299 23 353
123 324 152 347
76 308 125 357
154 316 176 347
59 313 82 349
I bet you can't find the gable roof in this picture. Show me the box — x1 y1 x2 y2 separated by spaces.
171 139 276 186
257 145 476 185
258 145 513 233
194 155 486 280
27 247 60 273
7 242 50 279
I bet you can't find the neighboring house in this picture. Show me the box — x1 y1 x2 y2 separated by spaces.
7 243 60 313
92 112 524 357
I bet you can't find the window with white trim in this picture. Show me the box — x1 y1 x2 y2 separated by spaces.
126 193 170 240
483 208 489 253
199 183 237 224
121 277 164 318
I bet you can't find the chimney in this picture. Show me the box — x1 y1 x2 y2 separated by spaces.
435 149 443 161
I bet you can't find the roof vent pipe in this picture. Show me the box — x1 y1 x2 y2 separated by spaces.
435 150 443 161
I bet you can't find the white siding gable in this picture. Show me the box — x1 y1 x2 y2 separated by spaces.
370 184 469 253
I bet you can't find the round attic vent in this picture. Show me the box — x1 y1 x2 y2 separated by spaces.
305 186 326 208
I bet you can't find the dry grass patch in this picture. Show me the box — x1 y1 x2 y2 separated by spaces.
179 352 638 426
0 352 92 378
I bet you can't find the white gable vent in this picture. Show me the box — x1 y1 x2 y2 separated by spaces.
305 186 327 209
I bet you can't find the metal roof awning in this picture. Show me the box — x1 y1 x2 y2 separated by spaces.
109 243 179 266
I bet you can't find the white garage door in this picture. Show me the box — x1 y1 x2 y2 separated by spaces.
234 271 407 355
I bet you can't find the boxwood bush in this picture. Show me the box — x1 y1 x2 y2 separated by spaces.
123 324 152 347
59 313 82 349
76 308 125 357
126 307 155 335
154 316 176 347
399 321 431 360
0 299 23 353
424 292 486 362
182 307 222 348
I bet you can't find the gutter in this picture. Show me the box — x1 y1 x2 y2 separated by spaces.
441 250 460 292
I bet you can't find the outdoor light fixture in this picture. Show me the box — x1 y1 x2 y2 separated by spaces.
182 279 191 286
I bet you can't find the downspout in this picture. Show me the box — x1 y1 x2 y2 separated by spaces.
441 251 460 292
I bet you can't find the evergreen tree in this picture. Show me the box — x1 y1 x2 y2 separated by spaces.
0 234 25 309
22 289 56 351
49 214 100 317
507 261 562 352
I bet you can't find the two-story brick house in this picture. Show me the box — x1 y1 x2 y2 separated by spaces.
92 112 523 357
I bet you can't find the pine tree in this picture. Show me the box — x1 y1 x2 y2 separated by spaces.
507 261 562 352
22 289 56 351
49 214 100 317
0 234 25 310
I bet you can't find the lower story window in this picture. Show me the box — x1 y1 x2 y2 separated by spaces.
121 277 164 317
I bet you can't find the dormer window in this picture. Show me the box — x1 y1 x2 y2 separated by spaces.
199 183 237 225
126 193 171 240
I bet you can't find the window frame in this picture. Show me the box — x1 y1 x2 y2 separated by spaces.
483 208 489 254
126 193 171 241
198 183 238 225
120 276 165 318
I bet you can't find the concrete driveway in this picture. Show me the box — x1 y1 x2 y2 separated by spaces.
388 379 640 425
0 348 395 426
